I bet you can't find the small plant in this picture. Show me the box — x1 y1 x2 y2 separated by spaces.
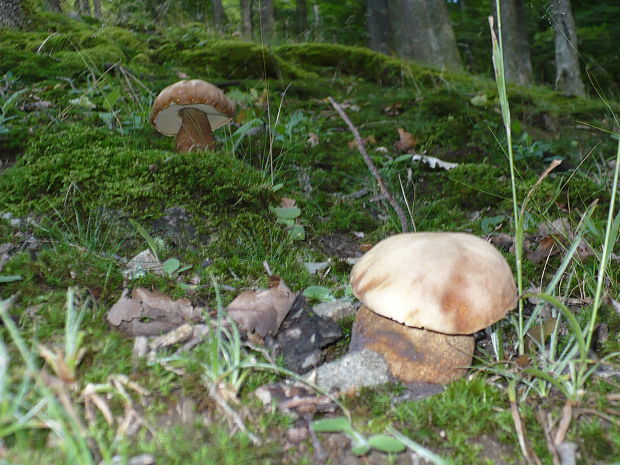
0 73 26 136
513 132 553 161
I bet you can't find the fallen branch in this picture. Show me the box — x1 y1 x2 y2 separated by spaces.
328 97 409 233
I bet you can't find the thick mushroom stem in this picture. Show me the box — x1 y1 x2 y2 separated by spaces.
175 107 217 153
350 305 475 385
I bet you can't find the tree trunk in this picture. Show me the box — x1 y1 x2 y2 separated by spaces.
389 0 461 71
92 0 101 18
367 0 391 54
239 0 253 39
427 0 462 70
549 0 584 96
46 0 62 12
491 0 534 85
259 0 275 43
296 0 307 35
75 0 90 16
0 0 25 28
211 0 229 32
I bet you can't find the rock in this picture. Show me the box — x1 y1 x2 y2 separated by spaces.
314 349 389 393
313 300 357 321
267 294 341 373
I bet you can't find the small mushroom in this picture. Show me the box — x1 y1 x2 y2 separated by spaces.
349 232 517 385
150 79 236 153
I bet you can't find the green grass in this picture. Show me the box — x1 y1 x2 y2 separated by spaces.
0 10 618 464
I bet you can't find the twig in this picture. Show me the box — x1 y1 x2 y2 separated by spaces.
327 97 409 233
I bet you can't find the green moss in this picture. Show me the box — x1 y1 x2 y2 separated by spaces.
276 42 433 85
91 26 144 58
0 124 275 222
54 44 126 72
177 40 315 81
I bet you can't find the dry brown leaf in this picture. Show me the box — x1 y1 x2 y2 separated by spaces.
280 197 297 208
226 277 296 338
395 128 417 153
526 235 560 264
347 135 376 150
106 288 202 336
307 132 320 147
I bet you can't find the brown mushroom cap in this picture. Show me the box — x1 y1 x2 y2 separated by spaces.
350 232 517 335
150 79 236 136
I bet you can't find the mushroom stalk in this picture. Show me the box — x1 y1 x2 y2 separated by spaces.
176 108 217 153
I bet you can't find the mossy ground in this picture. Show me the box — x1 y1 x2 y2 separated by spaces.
1 13 619 465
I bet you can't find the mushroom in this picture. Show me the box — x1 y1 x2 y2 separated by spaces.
150 79 236 153
349 232 517 385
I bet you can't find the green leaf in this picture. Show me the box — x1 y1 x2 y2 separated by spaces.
0 275 22 283
288 224 305 241
351 443 371 456
162 258 180 275
367 434 406 453
303 286 335 302
310 417 351 433
271 206 301 220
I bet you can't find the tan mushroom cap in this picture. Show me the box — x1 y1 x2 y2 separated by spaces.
350 232 517 335
150 79 236 136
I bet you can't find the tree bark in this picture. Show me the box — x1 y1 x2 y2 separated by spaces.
74 0 90 16
388 0 461 71
259 0 275 43
367 0 391 54
239 0 253 39
491 0 534 85
296 0 307 35
0 0 25 28
211 0 229 32
92 0 101 18
46 0 62 12
549 0 585 96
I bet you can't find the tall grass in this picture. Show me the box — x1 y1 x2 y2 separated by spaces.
489 0 620 448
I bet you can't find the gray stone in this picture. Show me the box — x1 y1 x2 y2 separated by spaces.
314 349 389 393
313 300 357 321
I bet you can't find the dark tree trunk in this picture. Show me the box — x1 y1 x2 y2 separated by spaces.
389 0 461 71
211 0 229 32
491 0 534 85
0 0 25 28
259 0 275 43
46 0 62 12
93 0 101 18
239 0 253 39
75 0 90 16
296 0 307 35
428 0 462 70
549 0 584 96
367 0 391 54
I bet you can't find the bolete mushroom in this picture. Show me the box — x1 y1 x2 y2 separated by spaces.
349 232 517 385
150 79 236 153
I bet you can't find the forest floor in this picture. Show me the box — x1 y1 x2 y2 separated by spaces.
0 12 619 465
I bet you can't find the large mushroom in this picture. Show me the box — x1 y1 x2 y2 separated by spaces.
150 79 236 153
349 232 517 385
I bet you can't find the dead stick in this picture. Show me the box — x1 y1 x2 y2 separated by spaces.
327 97 409 233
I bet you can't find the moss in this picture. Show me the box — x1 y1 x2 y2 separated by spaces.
90 26 144 58
0 124 275 220
54 44 126 73
276 42 433 85
177 40 315 81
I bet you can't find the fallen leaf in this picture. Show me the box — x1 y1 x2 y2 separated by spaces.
348 135 376 150
411 154 458 170
526 235 560 264
226 277 296 338
383 102 404 116
106 288 202 336
395 128 417 153
307 132 320 147
280 197 297 208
